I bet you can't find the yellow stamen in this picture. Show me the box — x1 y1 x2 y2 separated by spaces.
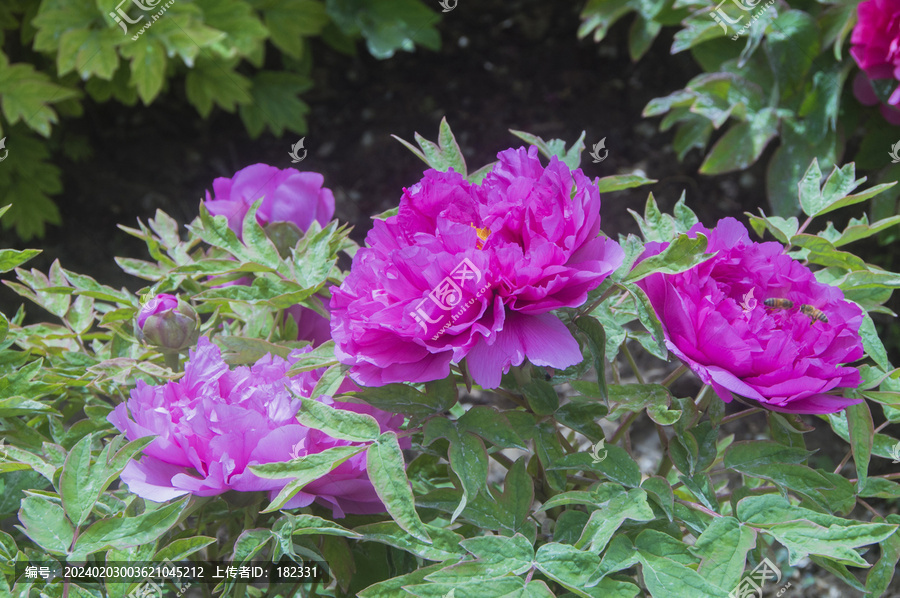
470 223 491 249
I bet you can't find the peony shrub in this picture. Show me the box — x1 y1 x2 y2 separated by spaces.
2 122 900 597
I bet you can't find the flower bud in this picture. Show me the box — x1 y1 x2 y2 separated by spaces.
136 294 199 351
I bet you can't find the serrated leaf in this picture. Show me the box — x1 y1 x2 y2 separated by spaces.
296 395 381 442
368 432 431 544
625 233 712 283
17 496 73 555
59 434 96 527
70 497 189 560
254 445 367 512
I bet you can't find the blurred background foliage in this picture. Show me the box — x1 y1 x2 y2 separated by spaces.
0 0 441 240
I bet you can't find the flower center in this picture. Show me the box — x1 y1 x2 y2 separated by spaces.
470 223 491 249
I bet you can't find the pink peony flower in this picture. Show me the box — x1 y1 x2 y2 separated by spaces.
204 164 335 239
850 0 900 123
108 337 403 517
330 147 624 388
633 218 864 414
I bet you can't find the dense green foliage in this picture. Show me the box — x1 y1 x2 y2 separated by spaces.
580 0 900 225
1 122 900 596
0 0 441 240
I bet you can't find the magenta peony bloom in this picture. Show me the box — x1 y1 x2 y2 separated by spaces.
330 147 624 388
108 337 403 517
850 0 900 123
136 293 199 351
204 164 335 238
634 218 864 414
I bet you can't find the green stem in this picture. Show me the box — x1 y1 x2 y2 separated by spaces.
675 499 721 518
164 351 182 372
661 364 689 388
621 343 645 385
720 407 762 426
656 455 673 479
577 284 621 319
611 411 640 445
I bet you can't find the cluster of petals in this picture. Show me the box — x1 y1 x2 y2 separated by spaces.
330 146 624 388
109 337 403 517
850 0 900 123
634 218 864 414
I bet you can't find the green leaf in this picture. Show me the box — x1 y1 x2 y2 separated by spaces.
846 401 874 492
367 432 431 544
575 315 608 401
426 534 534 582
550 445 641 488
0 59 79 136
865 515 900 596
766 123 837 217
153 536 217 563
358 559 463 598
699 109 778 175
457 407 528 450
17 496 73 555
447 431 488 521
624 233 712 283
59 434 97 527
623 283 667 360
240 71 312 137
535 542 640 598
723 441 812 470
57 27 121 80
595 173 657 193
185 57 251 117
637 551 727 598
0 249 41 273
326 0 440 59
242 199 284 270
575 488 655 552
691 517 756 591
214 336 300 366
309 363 349 400
296 395 382 442
71 497 189 560
263 0 328 57
508 129 587 171
737 494 898 566
404 578 526 598
254 445 367 512
354 382 446 416
522 380 559 415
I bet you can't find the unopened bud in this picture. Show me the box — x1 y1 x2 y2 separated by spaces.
136 294 199 351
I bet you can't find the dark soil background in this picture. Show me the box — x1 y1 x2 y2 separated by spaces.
2 0 899 595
